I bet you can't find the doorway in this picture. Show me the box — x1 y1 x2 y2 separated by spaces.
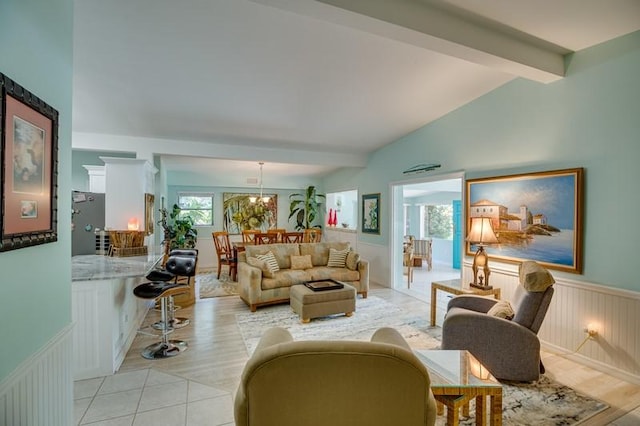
391 173 463 302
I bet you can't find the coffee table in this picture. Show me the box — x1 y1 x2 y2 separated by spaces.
430 279 501 326
415 350 502 425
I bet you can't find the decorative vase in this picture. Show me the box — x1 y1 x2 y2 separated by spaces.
328 209 334 226
332 209 338 227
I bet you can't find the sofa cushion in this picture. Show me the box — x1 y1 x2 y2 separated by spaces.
261 269 311 290
308 266 361 283
291 255 313 270
299 242 350 266
256 251 280 274
247 256 275 278
346 251 360 271
245 243 301 269
327 248 349 267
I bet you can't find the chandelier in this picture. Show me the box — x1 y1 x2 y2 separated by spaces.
249 162 270 204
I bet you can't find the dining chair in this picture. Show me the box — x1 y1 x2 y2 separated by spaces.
302 228 322 243
267 228 286 242
242 229 260 244
212 231 237 280
255 233 278 244
403 240 414 287
282 232 303 243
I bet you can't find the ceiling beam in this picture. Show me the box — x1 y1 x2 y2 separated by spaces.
252 0 569 83
72 132 369 168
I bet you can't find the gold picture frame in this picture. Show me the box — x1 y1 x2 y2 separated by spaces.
144 193 155 236
466 168 584 273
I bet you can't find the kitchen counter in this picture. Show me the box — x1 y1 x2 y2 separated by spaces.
71 250 163 380
72 252 162 281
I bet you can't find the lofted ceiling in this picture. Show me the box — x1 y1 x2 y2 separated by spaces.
72 0 640 182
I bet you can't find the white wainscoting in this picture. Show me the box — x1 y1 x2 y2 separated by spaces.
462 262 640 385
72 276 150 380
0 325 73 426
356 242 390 287
324 228 358 248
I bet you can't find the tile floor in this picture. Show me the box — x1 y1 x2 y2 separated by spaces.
74 368 234 426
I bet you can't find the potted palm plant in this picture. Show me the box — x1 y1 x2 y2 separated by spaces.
288 186 326 230
158 203 198 250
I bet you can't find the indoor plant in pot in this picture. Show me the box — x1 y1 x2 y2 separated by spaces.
158 203 198 251
288 186 325 230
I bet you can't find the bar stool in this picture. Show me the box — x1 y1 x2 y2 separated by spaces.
134 254 197 359
146 249 198 330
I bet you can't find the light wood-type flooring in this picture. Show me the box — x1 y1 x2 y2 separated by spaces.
111 280 640 425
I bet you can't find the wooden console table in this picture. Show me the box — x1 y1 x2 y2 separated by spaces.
430 279 501 326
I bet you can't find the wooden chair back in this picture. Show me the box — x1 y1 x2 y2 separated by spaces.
255 233 278 244
213 231 233 259
212 231 237 280
282 232 303 243
303 228 322 243
267 228 286 242
242 229 260 244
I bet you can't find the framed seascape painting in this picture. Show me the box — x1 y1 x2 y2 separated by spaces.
361 193 380 234
222 192 278 234
465 168 583 273
0 73 59 252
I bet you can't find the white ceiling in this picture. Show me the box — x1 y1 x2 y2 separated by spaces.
72 0 640 181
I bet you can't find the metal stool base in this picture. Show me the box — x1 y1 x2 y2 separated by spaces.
141 340 188 359
152 317 190 330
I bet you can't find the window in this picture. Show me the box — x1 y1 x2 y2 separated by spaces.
178 193 213 226
423 204 453 239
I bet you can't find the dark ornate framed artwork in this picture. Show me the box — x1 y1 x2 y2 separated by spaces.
361 193 380 234
0 73 59 252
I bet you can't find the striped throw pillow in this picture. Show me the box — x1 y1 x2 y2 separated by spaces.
256 251 280 274
327 248 349 268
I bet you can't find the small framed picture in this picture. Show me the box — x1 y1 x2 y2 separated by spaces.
361 193 380 234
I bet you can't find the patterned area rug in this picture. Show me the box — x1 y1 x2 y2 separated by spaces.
236 296 607 426
197 270 239 299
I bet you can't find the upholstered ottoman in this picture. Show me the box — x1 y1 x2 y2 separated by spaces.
290 283 356 323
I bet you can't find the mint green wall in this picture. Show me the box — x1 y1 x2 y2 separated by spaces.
0 0 74 381
325 32 640 291
72 149 135 191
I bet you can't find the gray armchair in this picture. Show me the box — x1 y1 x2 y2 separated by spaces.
442 261 555 382
235 327 436 426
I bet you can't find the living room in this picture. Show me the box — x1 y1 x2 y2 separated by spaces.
2 1 640 425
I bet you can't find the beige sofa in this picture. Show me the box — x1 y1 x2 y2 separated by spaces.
237 242 369 312
234 326 437 426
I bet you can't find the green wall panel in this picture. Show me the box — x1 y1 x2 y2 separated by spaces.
0 0 74 381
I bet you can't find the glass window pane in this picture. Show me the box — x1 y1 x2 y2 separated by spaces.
177 193 214 226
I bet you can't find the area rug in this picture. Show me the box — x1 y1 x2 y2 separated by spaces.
236 296 608 426
197 270 238 299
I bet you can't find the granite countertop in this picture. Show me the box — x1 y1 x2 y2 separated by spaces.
72 252 163 281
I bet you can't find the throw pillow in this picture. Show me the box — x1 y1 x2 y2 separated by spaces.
256 251 280 274
519 260 555 292
290 254 313 270
246 256 274 278
345 251 360 271
487 300 515 320
327 248 349 268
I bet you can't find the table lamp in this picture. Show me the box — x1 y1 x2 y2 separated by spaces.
466 217 498 289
